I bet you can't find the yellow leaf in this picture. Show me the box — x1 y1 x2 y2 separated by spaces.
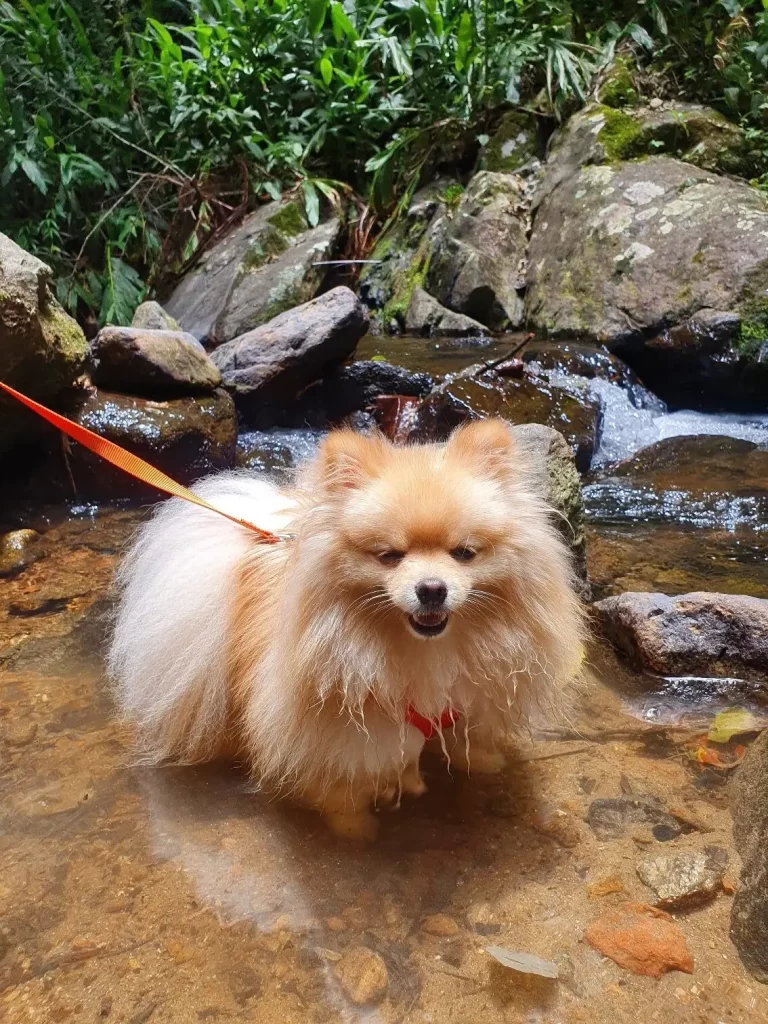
707 708 759 744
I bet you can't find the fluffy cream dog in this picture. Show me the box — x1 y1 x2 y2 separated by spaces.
109 420 584 838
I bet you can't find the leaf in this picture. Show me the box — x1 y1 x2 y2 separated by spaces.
485 946 559 979
308 0 329 36
320 56 333 86
302 179 320 227
330 2 357 42
719 0 743 15
627 23 655 51
20 156 48 194
455 11 472 73
707 708 760 744
100 249 144 327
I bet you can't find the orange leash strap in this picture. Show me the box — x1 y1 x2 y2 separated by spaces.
0 380 283 544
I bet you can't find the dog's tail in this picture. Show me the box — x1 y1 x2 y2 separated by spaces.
107 472 295 763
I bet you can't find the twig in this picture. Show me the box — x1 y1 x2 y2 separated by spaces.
516 745 593 763
68 174 148 279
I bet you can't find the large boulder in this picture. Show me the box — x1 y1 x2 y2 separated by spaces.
593 591 768 680
425 171 528 330
731 730 768 982
0 234 87 456
477 110 539 174
164 200 342 344
525 158 768 405
90 326 220 396
59 386 237 499
536 103 751 206
211 286 368 401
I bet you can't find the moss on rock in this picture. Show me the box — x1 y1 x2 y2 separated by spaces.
267 201 308 237
598 57 639 109
479 111 538 173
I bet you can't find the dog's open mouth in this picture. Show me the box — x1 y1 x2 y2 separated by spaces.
408 611 449 638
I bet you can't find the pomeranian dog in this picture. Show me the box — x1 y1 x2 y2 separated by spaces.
109 419 585 839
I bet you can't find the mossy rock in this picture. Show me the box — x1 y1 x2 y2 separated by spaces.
0 233 87 457
598 56 639 109
479 110 538 173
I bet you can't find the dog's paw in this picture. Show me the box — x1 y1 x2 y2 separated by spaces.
401 764 427 797
324 808 380 842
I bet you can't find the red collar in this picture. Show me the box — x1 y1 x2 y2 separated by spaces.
406 705 458 740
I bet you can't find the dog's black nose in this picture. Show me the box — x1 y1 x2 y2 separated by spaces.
416 579 448 607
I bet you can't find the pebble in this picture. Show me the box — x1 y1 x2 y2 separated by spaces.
587 875 624 899
326 916 347 932
334 946 389 1005
587 797 690 842
420 913 460 937
0 529 42 577
636 846 728 907
584 901 694 978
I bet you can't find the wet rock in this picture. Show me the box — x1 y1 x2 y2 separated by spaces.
537 103 750 206
407 370 601 472
0 233 87 456
525 158 768 406
211 287 368 401
731 729 768 981
405 287 488 337
584 902 694 978
9 594 69 616
478 110 539 174
426 171 528 330
0 529 43 577
636 847 728 907
371 394 423 443
165 200 342 344
587 797 693 842
334 946 388 1005
131 300 180 332
593 591 768 680
297 359 432 428
90 326 220 397
421 913 460 937
522 341 662 410
236 429 322 479
59 386 236 499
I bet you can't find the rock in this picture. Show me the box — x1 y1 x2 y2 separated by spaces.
297 359 433 427
521 341 662 410
359 180 449 325
131 300 180 332
165 200 342 344
236 429 322 479
478 110 539 173
0 234 87 455
211 287 368 401
405 287 488 337
593 591 768 680
426 171 528 330
597 55 639 110
90 327 220 397
605 436 768 495
526 157 768 406
407 370 601 471
731 729 768 981
3 720 38 748
636 847 728 907
0 529 43 577
537 103 750 205
587 797 693 842
333 946 388 1005
420 914 460 937
59 386 236 499
584 902 694 978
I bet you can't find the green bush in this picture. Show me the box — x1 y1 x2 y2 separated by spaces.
1 0 767 325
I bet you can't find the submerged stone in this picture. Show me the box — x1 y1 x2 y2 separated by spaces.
637 846 728 907
731 729 768 982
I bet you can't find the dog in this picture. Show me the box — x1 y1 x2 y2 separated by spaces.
109 419 585 839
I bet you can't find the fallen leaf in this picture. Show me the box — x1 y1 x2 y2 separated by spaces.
684 737 746 770
707 708 759 744
485 945 558 979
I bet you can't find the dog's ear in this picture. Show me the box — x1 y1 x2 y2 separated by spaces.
316 430 390 492
447 419 516 480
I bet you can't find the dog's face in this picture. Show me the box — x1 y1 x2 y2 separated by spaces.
315 420 526 640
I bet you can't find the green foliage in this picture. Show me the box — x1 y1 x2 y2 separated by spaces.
2 0 768 325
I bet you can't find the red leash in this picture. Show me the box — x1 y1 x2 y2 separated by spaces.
0 380 283 543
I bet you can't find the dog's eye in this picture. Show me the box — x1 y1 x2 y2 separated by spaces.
450 546 476 563
378 550 405 566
